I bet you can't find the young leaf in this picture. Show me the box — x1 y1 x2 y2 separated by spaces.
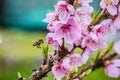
73 0 80 9
85 69 92 76
102 41 114 54
92 49 101 62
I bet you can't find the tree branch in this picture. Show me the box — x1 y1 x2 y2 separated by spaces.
72 52 117 80
29 46 69 80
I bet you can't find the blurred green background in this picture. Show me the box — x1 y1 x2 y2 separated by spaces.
0 0 120 80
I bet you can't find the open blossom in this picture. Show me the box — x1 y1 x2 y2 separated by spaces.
114 40 120 55
43 12 58 23
54 17 81 45
75 12 92 26
113 15 120 30
46 33 61 50
76 4 94 15
94 17 120 34
75 5 93 26
105 59 120 78
52 61 69 80
93 19 112 34
100 0 119 15
62 54 84 71
81 32 106 51
55 1 75 23
108 15 120 34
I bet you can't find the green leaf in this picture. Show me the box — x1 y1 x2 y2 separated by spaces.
42 44 49 58
69 69 76 78
74 47 83 54
61 77 66 80
92 8 101 22
102 41 114 54
85 69 92 76
73 0 80 9
92 49 101 62
42 72 54 80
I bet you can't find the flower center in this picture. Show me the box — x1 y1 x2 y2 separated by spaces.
60 4 69 11
56 61 62 70
60 4 67 9
62 24 71 32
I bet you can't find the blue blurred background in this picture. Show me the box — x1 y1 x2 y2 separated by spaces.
0 0 57 29
0 0 120 80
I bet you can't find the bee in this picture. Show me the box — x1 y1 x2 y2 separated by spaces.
33 39 44 48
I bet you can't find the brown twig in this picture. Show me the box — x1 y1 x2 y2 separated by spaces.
66 0 75 5
29 46 69 80
88 9 107 31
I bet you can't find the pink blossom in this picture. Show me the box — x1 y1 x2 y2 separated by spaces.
94 18 120 34
52 61 69 80
75 13 92 26
114 15 120 30
95 19 112 34
76 4 94 15
63 54 84 71
100 0 119 15
75 5 93 26
54 17 81 45
55 1 75 23
46 33 61 50
114 40 120 55
109 16 120 34
81 31 107 52
105 59 120 78
81 49 90 64
81 32 99 51
74 30 89 46
67 44 74 52
43 12 58 23
47 21 56 32
78 0 92 4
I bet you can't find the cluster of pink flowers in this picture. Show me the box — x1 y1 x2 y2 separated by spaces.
52 54 84 80
43 0 120 79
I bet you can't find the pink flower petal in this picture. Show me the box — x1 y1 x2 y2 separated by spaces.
107 5 117 16
67 44 74 52
59 11 70 24
43 12 56 23
114 16 120 29
114 40 120 55
112 59 120 67
100 0 106 9
81 52 89 64
105 64 120 78
52 41 59 50
52 65 66 80
111 0 119 5
109 23 117 34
